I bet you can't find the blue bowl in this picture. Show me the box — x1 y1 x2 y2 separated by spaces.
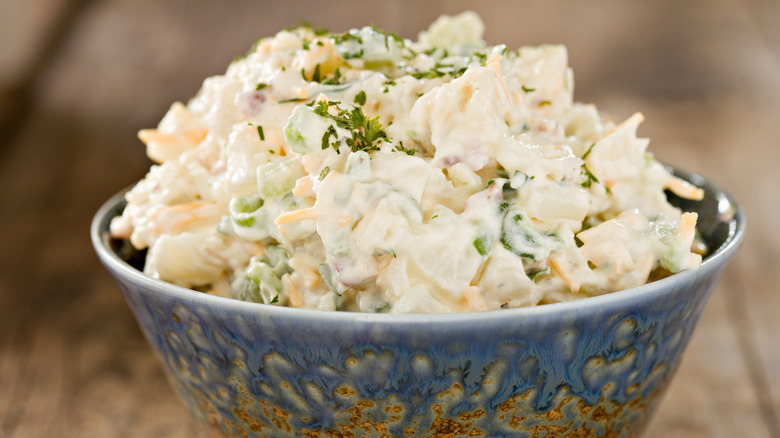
91 168 744 437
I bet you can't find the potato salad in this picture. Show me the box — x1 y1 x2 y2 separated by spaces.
111 12 704 313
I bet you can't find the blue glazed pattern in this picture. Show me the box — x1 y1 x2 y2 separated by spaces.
93 169 744 438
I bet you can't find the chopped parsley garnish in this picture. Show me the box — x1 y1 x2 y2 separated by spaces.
312 64 321 82
313 100 388 153
256 82 269 90
256 125 265 141
382 79 397 93
580 143 609 192
527 266 550 281
278 97 306 104
538 100 552 107
330 31 363 45
321 67 342 85
353 90 366 105
321 125 339 151
473 235 491 256
521 85 535 93
582 142 596 160
412 68 446 80
270 294 279 304
373 302 391 313
318 166 330 181
343 49 364 59
581 163 600 189
386 32 403 48
393 141 417 156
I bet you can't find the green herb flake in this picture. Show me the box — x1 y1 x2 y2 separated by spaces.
582 142 596 160
353 90 367 106
321 67 342 85
373 302 391 313
256 82 269 90
318 166 331 181
580 163 600 189
394 141 417 156
527 266 551 281
521 85 535 93
473 235 491 256
270 294 279 304
538 100 552 107
257 125 265 141
312 100 388 153
312 63 321 82
412 68 446 80
321 125 339 152
278 97 306 104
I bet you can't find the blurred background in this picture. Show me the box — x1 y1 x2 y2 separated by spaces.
0 0 778 437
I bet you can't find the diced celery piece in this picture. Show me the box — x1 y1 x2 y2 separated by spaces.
236 253 291 305
232 195 264 214
228 195 269 238
317 262 337 293
500 205 557 263
284 105 333 153
257 157 305 198
246 262 283 294
473 233 491 256
263 245 291 274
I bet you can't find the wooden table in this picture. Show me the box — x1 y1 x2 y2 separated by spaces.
1 1 777 436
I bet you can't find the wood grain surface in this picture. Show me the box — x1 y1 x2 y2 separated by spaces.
0 1 777 437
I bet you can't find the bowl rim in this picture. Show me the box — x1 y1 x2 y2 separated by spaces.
91 167 746 324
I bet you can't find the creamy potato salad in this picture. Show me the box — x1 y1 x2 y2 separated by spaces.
111 12 704 313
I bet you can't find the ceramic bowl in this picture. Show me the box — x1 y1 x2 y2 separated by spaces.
91 168 744 438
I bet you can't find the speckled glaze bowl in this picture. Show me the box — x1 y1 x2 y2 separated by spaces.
92 169 744 438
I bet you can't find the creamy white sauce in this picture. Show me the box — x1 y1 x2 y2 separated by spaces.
111 12 703 313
